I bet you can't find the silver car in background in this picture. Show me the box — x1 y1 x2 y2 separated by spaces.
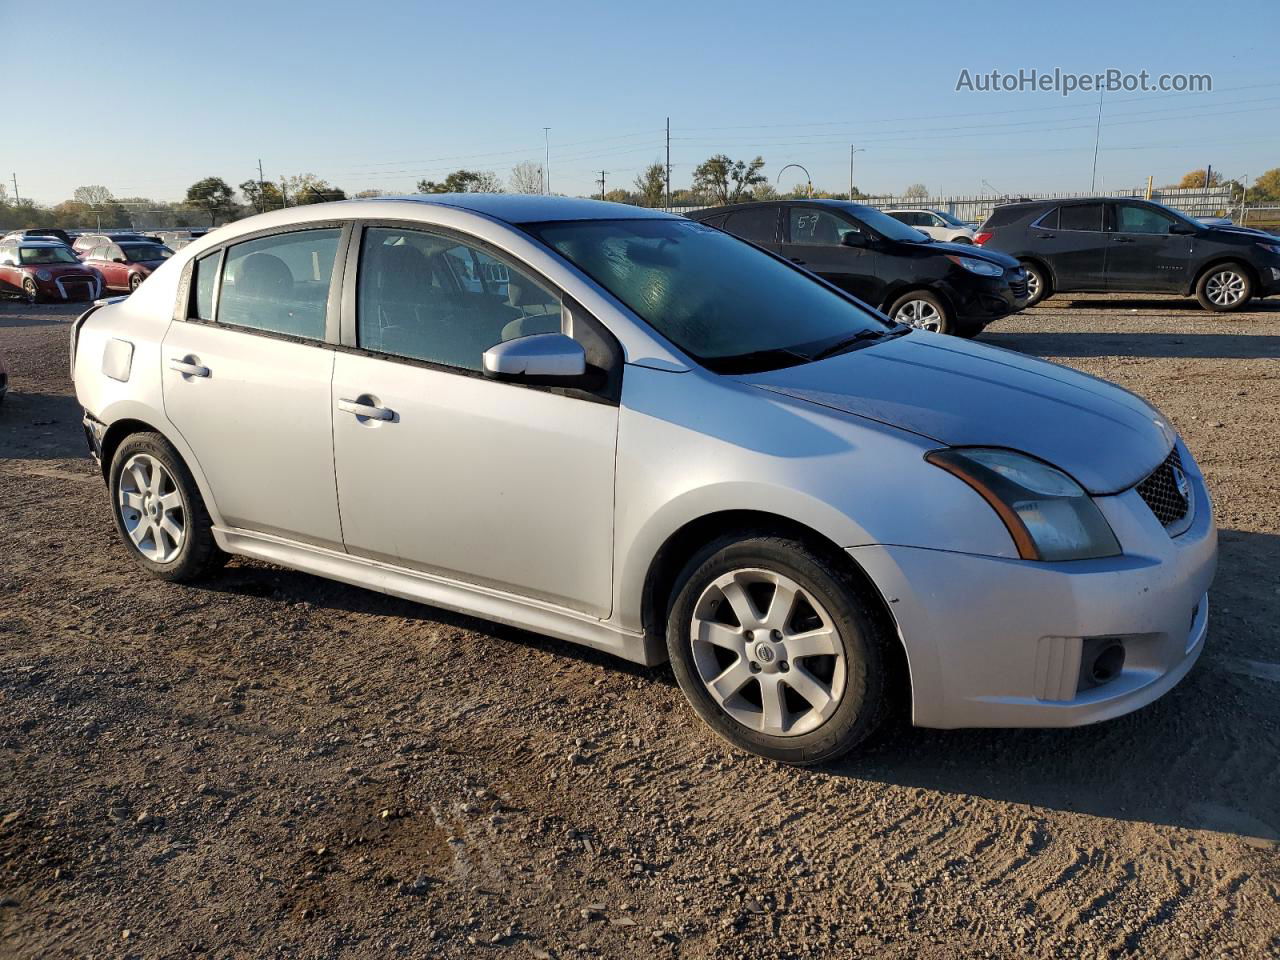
70 196 1216 764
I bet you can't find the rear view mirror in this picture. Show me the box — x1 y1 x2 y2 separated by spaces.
483 333 586 382
112 257 126 263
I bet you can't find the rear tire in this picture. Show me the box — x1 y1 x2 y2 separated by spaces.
1195 262 1252 312
108 431 226 582
665 534 895 765
1021 261 1050 306
888 290 953 335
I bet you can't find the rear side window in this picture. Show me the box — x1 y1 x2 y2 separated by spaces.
980 205 1028 230
1034 207 1060 230
724 208 780 244
192 252 219 321
1059 203 1105 232
217 229 340 339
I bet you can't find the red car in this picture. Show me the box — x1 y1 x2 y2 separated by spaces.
0 239 103 303
79 240 173 293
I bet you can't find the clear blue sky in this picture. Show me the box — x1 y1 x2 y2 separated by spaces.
14 0 1279 204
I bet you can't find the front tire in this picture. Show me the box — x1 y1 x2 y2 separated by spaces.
108 432 226 582
665 534 895 765
1195 263 1252 312
888 290 952 334
128 273 143 293
1021 260 1050 306
22 277 40 304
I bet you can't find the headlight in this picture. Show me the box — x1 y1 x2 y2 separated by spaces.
35 269 52 281
925 447 1121 561
1257 242 1280 256
945 255 1003 277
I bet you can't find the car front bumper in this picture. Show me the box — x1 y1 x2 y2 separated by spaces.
850 459 1217 729
944 274 1029 331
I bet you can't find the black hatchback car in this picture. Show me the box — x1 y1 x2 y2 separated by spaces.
688 200 1028 337
976 197 1280 311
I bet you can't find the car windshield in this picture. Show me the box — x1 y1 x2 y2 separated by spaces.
121 243 172 262
849 204 935 242
524 218 894 373
932 209 968 227
19 246 78 264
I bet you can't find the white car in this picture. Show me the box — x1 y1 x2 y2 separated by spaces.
70 196 1216 764
884 208 977 243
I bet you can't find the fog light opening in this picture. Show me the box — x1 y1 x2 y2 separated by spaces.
1090 642 1126 684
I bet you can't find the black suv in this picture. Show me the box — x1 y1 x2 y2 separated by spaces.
688 200 1028 337
976 197 1280 311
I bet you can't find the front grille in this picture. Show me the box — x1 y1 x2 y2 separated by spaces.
1136 447 1190 527
1009 276 1029 299
58 276 97 301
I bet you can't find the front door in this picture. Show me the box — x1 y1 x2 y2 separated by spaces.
330 225 618 617
783 206 881 304
1105 202 1193 292
161 226 346 549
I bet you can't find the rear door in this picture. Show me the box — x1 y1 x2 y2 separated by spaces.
161 225 349 550
1038 202 1108 291
720 206 783 254
1105 202 1192 292
782 206 881 304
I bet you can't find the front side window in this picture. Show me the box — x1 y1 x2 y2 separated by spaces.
789 208 856 245
121 243 172 263
217 228 340 339
357 227 563 371
1113 204 1175 234
525 218 892 372
1059 203 1105 232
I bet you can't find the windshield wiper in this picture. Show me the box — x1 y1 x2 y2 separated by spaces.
810 329 894 361
712 347 813 373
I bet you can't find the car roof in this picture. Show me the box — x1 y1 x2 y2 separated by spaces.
12 239 69 248
350 193 676 224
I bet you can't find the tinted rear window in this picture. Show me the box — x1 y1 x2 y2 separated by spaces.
723 208 780 244
1059 203 1105 231
1034 207 1060 230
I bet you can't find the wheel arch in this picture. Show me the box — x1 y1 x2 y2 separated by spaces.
639 509 912 714
1187 256 1260 296
1017 256 1054 294
97 408 222 525
879 283 957 322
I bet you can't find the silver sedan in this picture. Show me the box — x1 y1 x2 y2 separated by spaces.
70 195 1216 764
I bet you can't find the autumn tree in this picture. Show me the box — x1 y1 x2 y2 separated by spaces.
73 185 114 207
1250 167 1280 201
1177 169 1223 189
904 183 928 199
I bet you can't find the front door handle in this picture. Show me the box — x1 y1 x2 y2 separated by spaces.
169 357 210 378
1111 237 1135 243
337 397 395 421
789 257 807 265
1034 233 1056 239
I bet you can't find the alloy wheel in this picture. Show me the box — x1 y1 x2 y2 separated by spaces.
689 568 847 737
894 298 943 332
1205 270 1246 307
117 453 186 563
22 278 37 303
1025 268 1041 301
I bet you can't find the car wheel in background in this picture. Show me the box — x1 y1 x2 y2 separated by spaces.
665 534 895 765
1021 261 1049 306
108 432 226 582
129 273 143 293
889 290 952 334
22 277 40 303
1196 263 1252 312
950 235 973 244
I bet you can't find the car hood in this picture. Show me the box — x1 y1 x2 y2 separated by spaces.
738 332 1173 494
28 262 94 274
1204 225 1275 240
914 239 1019 268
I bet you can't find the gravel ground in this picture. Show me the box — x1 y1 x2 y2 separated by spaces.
1 293 1278 959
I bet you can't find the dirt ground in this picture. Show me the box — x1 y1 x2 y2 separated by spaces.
1 293 1278 960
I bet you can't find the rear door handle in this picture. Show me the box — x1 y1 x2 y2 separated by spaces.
1034 233 1056 239
1111 237 1135 243
168 357 210 378
789 257 807 265
337 397 395 421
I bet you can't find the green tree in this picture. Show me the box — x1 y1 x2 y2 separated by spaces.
633 162 667 207
417 170 503 194
692 154 767 206
281 174 346 206
240 178 285 213
185 177 236 225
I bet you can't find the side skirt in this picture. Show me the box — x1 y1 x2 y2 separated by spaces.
212 526 663 666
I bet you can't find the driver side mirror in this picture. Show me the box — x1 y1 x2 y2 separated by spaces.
840 231 868 248
1169 223 1196 236
112 257 126 263
483 333 586 383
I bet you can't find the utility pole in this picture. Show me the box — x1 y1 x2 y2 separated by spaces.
665 117 672 211
543 127 551 195
280 175 288 207
848 146 865 201
597 170 608 200
1241 174 1249 226
257 158 266 213
1089 87 1104 192
10 173 18 205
